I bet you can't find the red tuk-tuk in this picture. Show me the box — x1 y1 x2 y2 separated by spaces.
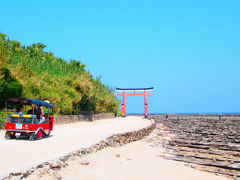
4 97 54 140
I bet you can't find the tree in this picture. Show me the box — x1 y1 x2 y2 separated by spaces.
0 68 23 108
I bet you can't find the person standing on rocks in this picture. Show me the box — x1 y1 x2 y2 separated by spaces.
166 114 168 121
219 114 222 120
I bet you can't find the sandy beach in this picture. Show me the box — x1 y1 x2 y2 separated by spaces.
27 125 228 180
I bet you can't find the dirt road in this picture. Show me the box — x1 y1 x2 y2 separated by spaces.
0 116 151 179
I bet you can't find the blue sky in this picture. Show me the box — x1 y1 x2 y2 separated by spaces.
0 0 239 113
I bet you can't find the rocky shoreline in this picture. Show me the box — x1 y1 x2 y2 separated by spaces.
150 115 240 179
2 118 156 180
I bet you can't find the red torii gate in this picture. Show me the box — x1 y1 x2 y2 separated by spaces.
116 87 154 118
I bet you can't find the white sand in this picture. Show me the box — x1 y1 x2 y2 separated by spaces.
0 116 151 178
28 136 228 180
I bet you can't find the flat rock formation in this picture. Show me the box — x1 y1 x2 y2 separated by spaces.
151 114 240 179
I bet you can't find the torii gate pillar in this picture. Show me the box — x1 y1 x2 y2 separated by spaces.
144 90 148 117
116 87 154 118
122 91 126 117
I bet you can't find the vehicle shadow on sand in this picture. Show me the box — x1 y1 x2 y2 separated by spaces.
4 134 54 141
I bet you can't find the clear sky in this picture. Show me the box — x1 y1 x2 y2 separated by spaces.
0 0 239 114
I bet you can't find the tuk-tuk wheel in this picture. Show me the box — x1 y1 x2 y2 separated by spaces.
36 130 43 140
5 131 16 139
9 134 16 139
29 133 35 141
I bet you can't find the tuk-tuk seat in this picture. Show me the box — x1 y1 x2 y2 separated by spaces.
8 114 36 124
9 114 35 118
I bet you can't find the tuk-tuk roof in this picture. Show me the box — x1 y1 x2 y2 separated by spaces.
6 97 54 107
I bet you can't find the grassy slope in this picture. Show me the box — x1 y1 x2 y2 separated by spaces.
0 33 119 114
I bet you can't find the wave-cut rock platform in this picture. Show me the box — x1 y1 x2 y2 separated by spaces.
151 114 240 179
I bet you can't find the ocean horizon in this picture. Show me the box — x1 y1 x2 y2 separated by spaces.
126 112 240 115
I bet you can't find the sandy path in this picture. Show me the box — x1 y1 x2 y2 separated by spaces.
28 136 228 180
0 116 151 178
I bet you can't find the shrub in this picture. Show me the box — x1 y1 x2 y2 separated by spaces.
0 111 5 129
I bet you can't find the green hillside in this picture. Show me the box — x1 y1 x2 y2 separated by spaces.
0 33 119 114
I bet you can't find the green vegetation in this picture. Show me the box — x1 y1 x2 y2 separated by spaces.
0 111 4 128
0 33 120 114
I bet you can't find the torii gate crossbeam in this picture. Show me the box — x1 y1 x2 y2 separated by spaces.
116 87 154 118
